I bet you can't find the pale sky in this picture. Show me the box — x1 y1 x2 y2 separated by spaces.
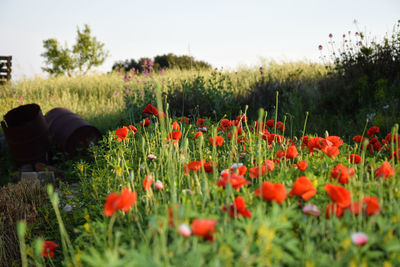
1 0 399 80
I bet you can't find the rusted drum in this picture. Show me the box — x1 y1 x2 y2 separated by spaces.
1 104 50 166
45 108 101 157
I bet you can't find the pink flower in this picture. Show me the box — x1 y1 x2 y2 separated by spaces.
148 154 157 160
351 232 368 246
318 45 323 50
178 224 191 237
302 203 321 216
155 180 163 190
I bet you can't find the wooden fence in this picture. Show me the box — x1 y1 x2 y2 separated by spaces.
0 56 12 85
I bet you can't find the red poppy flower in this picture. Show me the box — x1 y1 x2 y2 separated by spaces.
307 137 324 154
191 219 217 242
42 241 59 258
119 188 137 212
128 125 138 133
384 133 400 145
142 104 159 116
143 175 153 191
325 203 344 219
140 118 150 127
264 160 275 172
295 160 308 171
348 154 362 164
172 121 180 131
249 165 268 178
115 126 129 142
353 136 366 144
322 145 340 159
369 138 382 152
222 196 252 218
301 136 309 146
266 134 284 145
324 184 351 208
216 172 251 191
266 120 274 128
374 161 394 179
167 131 182 143
104 187 137 217
181 117 189 124
361 196 380 216
220 119 231 130
203 162 213 173
227 165 247 176
236 115 247 123
196 118 206 127
184 159 206 175
276 150 286 159
210 136 224 147
194 131 203 139
254 181 287 203
325 136 344 148
367 126 380 138
275 121 285 131
289 176 316 201
330 163 355 184
286 145 298 159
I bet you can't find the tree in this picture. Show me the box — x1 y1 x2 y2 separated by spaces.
41 39 75 76
41 25 108 76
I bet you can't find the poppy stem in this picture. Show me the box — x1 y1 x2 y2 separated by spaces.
108 214 117 250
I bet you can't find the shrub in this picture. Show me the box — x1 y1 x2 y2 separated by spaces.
317 20 400 136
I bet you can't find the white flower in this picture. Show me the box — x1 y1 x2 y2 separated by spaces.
231 163 243 169
302 203 321 216
178 224 191 237
63 204 73 212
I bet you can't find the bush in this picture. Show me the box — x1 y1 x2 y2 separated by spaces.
112 53 212 73
317 20 400 136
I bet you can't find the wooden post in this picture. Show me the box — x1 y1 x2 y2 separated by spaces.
0 56 12 85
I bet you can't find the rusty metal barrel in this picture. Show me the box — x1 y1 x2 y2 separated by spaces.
1 104 50 166
45 108 101 157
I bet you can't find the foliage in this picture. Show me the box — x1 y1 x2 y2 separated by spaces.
41 39 75 76
317 20 400 137
112 53 212 73
41 24 108 76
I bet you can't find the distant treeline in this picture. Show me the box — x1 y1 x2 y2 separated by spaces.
112 53 212 73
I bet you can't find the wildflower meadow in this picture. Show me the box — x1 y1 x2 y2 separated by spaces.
10 87 400 266
1 21 400 266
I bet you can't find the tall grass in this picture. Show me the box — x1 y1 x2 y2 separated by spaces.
0 61 328 134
